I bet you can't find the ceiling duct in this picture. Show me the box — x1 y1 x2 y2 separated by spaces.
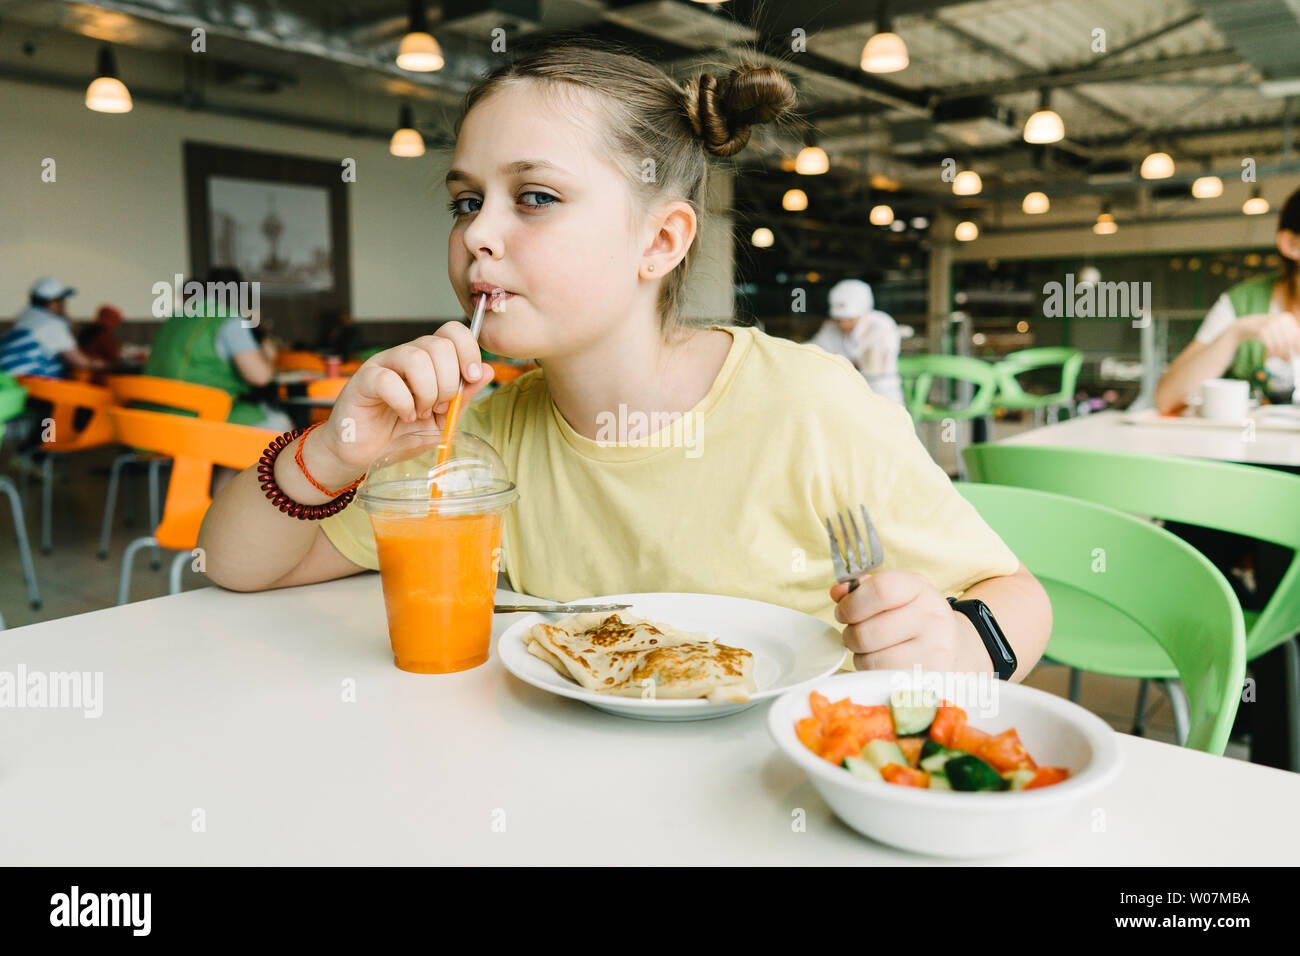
931 96 1019 148
1196 0 1300 96
602 0 756 50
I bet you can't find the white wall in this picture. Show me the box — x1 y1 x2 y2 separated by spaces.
0 77 734 324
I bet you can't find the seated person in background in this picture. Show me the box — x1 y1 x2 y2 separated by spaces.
0 277 107 378
808 279 905 405
320 308 364 361
77 304 124 368
143 267 292 431
1156 188 1300 413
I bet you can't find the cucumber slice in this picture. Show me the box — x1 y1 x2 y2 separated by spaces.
861 739 907 770
928 772 952 791
843 756 883 781
920 738 946 761
944 754 1007 792
1002 768 1037 791
889 687 939 736
919 747 960 774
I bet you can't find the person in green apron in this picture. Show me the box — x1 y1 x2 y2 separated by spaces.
143 278 291 431
1156 187 1300 413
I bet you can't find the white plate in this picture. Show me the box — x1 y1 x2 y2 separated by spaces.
496 592 846 721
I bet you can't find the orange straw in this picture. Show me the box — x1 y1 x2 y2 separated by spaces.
431 292 488 498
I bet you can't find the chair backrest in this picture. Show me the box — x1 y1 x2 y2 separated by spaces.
896 354 999 421
306 376 348 399
106 407 275 550
996 347 1084 403
0 375 27 423
275 351 326 373
106 374 233 420
957 482 1246 754
15 376 116 451
963 442 1300 660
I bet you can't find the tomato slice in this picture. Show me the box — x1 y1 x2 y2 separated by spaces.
879 763 931 788
795 716 823 754
973 728 1036 773
809 691 832 722
849 704 897 741
897 737 924 768
1024 767 1070 789
929 706 968 748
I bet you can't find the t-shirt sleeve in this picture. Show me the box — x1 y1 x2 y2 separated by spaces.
30 316 76 355
1193 294 1237 345
215 318 259 361
318 393 498 573
824 367 1021 597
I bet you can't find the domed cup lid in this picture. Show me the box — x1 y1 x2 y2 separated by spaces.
354 428 517 517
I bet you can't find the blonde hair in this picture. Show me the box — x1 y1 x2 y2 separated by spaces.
454 36 797 338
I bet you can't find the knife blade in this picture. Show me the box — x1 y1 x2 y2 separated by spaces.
494 603 633 613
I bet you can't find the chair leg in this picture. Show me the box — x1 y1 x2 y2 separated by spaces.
0 476 41 609
1047 403 1061 425
148 458 164 570
1132 678 1152 736
98 451 133 559
118 535 158 606
40 453 54 554
122 462 135 527
168 549 190 595
1283 636 1300 773
1162 679 1191 747
1033 405 1044 429
1068 668 1082 703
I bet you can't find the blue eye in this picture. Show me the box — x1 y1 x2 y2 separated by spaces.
448 197 481 218
520 191 558 208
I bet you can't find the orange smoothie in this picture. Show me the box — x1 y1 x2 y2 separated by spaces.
370 512 502 673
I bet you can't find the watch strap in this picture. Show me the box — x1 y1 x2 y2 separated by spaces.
948 596 1018 680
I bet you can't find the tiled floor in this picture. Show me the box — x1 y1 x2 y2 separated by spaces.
0 415 1253 762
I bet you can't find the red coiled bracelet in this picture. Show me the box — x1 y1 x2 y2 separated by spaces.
256 426 364 520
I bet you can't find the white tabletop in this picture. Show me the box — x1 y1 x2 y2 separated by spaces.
1002 409 1300 468
3 573 1297 865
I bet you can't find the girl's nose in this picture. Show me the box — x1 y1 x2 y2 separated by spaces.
462 197 505 260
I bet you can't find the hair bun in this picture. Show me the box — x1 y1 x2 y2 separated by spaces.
684 65 796 157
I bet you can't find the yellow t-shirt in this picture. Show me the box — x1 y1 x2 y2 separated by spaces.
321 324 1020 667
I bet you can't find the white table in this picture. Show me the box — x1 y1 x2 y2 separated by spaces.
3 573 1298 865
1001 409 1300 468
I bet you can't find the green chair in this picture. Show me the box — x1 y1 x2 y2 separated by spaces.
957 482 1246 754
964 443 1300 764
0 373 42 625
994 347 1083 427
896 355 998 480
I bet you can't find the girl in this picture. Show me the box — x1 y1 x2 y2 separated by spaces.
198 40 1051 679
1156 186 1300 413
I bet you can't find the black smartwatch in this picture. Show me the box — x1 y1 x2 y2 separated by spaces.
948 597 1017 680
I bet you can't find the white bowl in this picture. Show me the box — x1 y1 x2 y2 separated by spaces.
767 670 1122 858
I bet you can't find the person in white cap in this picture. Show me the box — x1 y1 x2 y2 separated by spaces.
809 279 904 405
0 277 106 378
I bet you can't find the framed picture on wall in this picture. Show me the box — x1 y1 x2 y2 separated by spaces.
183 142 350 341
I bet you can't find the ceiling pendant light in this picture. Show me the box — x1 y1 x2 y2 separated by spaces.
861 3 909 73
397 0 444 71
1192 163 1223 199
782 188 808 211
1243 186 1270 215
751 227 774 247
389 104 425 157
869 203 894 225
1140 150 1174 180
1093 205 1117 235
1023 89 1064 144
952 169 982 195
795 138 829 175
1022 191 1050 215
954 220 979 241
85 45 133 114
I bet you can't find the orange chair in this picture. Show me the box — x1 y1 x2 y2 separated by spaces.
339 359 363 375
107 407 275 603
275 351 326 373
305 376 347 425
98 376 235 564
15 376 116 554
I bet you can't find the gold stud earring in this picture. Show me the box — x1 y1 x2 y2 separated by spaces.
647 264 655 272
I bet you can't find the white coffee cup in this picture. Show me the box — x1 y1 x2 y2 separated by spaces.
1200 378 1250 422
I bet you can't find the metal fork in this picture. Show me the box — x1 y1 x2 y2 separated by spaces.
824 504 884 592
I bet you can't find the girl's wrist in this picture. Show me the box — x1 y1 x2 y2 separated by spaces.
301 425 366 492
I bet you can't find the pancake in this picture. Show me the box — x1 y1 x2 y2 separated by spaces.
524 612 756 703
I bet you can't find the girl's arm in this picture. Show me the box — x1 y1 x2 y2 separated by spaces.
952 563 1051 682
1154 323 1246 414
198 326 494 592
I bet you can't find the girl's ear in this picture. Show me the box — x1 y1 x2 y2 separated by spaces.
640 201 697 277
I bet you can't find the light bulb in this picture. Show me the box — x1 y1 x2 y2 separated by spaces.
795 146 829 175
952 170 982 195
389 127 425 157
1140 151 1174 179
861 32 908 73
85 76 133 113
1022 191 1049 215
954 221 979 241
869 204 894 225
1243 194 1270 215
782 188 808 211
1191 175 1223 199
1023 109 1064 144
396 31 444 71
751 227 774 248
1093 213 1117 235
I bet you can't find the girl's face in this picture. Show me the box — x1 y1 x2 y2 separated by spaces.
446 83 646 359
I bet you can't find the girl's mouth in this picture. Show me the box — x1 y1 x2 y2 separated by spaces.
470 282 515 306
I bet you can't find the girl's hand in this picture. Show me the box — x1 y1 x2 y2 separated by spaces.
830 571 991 674
313 324 494 475
1235 312 1300 359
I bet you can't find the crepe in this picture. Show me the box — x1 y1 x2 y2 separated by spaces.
525 612 756 703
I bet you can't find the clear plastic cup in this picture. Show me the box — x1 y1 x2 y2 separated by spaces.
354 429 518 673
